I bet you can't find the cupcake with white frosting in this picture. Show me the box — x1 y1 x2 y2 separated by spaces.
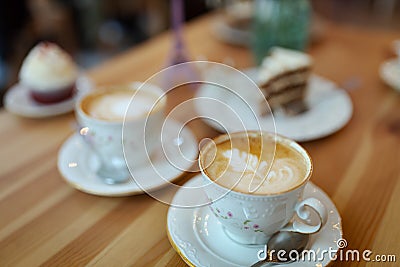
19 42 78 104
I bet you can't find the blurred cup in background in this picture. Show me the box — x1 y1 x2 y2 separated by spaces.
251 0 312 65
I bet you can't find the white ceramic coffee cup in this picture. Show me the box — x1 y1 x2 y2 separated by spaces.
76 82 166 184
199 131 327 245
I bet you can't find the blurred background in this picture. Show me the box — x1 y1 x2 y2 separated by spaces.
1 0 400 106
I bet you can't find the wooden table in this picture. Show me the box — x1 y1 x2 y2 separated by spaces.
1 13 399 267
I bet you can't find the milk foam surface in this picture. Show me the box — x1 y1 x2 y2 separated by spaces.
83 90 155 121
204 140 306 194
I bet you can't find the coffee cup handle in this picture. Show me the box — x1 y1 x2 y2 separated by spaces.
281 197 328 234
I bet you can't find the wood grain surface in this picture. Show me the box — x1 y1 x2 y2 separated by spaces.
0 13 399 267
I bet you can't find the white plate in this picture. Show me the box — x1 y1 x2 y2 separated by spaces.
167 175 343 267
380 59 400 93
195 68 353 142
57 119 198 196
211 13 325 47
212 18 251 47
4 75 93 118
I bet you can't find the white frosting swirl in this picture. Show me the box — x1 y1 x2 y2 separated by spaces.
19 42 78 91
257 47 312 85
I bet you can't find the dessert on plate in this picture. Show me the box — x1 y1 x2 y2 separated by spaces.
258 47 313 115
19 42 78 104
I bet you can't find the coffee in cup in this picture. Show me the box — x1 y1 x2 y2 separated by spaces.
202 133 308 194
80 88 160 122
76 82 166 184
199 131 327 245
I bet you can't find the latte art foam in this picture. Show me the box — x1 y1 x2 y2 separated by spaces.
203 136 307 194
81 89 156 122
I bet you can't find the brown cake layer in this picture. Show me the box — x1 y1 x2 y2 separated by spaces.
264 83 307 99
259 67 310 90
263 84 307 114
30 84 75 104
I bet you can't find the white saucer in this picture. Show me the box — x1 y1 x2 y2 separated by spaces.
4 75 93 118
167 175 343 267
57 119 198 196
195 68 353 142
380 59 400 93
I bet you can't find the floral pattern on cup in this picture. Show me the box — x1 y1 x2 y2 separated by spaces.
208 204 264 233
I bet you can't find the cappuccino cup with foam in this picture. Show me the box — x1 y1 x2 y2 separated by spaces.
76 82 166 184
199 131 327 245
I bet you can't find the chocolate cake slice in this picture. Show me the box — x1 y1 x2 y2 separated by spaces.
258 47 312 115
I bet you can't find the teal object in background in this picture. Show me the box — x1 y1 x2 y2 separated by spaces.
251 0 312 65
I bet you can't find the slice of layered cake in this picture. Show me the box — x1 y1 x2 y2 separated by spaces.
258 47 312 115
